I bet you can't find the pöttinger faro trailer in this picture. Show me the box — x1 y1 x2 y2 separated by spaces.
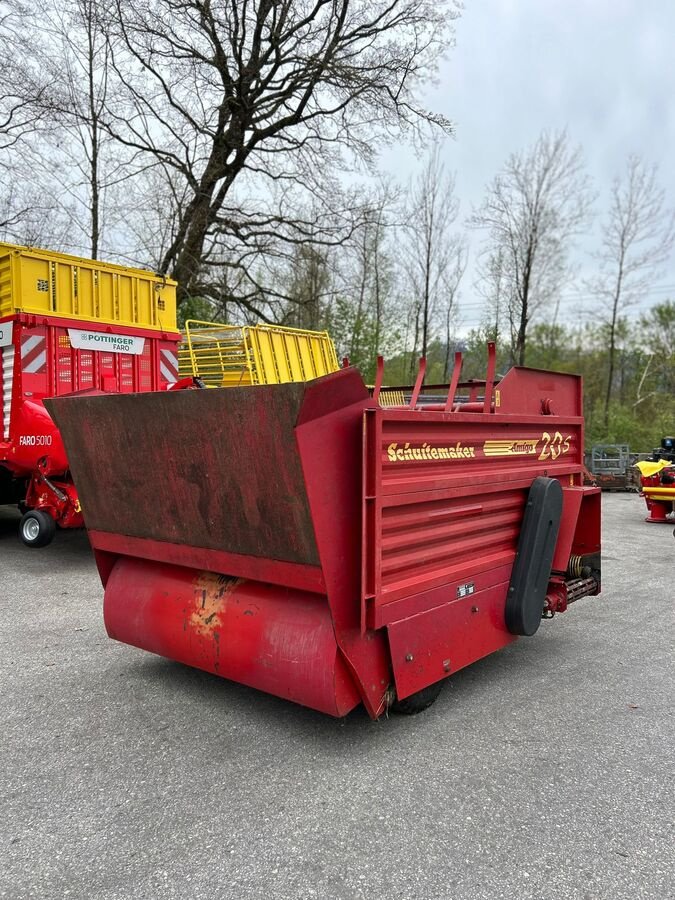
0 242 179 546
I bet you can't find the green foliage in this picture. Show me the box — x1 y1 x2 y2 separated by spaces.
374 305 673 452
177 295 217 329
525 308 675 451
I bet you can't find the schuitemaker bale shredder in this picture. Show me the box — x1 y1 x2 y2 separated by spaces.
47 345 601 718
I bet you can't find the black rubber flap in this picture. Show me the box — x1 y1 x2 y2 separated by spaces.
505 476 563 636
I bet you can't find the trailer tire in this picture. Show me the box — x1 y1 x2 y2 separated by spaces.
391 680 444 715
19 510 56 548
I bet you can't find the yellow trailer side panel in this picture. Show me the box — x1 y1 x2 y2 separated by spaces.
179 321 339 386
0 242 176 331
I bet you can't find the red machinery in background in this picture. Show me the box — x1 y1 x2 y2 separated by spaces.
0 242 179 545
47 344 601 718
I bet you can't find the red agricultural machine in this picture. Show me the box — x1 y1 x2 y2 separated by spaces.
0 242 179 546
47 344 601 718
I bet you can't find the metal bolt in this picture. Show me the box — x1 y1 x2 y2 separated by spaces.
405 653 414 662
442 659 451 672
471 605 479 613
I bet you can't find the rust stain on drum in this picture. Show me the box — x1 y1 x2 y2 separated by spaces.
189 573 239 637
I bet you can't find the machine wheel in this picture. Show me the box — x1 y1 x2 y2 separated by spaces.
390 680 444 715
19 510 56 548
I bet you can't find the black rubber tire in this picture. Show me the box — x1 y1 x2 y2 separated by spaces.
390 680 444 715
19 510 57 548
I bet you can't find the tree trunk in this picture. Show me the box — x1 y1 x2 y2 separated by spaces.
603 264 624 429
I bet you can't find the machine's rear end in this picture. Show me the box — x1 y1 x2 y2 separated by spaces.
47 344 601 718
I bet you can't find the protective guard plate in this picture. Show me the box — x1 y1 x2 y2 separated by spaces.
505 476 563 636
46 385 320 565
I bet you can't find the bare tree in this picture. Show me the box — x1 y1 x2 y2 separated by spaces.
590 155 675 427
0 1 52 154
49 0 112 258
96 0 459 308
442 240 467 378
470 130 593 365
475 246 506 342
0 1 61 233
339 181 398 363
402 145 463 363
26 0 142 259
284 243 332 330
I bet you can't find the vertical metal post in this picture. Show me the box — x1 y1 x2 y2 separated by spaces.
483 341 496 413
372 355 384 404
409 357 426 409
444 351 463 412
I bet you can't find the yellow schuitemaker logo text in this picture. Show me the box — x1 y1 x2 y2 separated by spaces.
387 441 476 462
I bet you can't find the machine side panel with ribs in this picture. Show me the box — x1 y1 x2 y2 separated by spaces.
47 356 601 719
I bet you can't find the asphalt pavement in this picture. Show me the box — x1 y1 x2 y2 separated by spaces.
1 492 673 900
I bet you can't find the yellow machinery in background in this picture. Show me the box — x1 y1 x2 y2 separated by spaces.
0 241 176 331
178 320 340 387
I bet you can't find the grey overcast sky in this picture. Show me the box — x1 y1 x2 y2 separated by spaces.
382 0 675 330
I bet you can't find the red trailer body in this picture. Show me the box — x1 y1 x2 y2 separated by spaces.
47 347 601 718
1 313 179 542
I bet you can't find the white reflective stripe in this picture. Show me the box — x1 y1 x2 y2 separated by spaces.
161 349 178 371
2 345 14 440
160 361 177 383
23 349 47 374
20 335 43 357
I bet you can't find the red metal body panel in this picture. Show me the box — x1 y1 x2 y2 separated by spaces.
362 410 583 609
0 313 179 528
387 587 516 700
47 353 602 718
294 371 392 718
89 531 327 595
360 403 594 700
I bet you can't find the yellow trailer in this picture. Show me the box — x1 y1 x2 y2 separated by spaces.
1 241 179 547
0 241 176 331
179 320 340 387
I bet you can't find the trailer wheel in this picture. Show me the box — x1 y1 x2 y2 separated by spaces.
390 680 444 715
19 510 56 548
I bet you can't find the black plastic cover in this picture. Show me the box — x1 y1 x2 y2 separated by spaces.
505 476 563 636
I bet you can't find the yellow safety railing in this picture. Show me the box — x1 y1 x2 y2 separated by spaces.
377 389 406 408
179 320 340 387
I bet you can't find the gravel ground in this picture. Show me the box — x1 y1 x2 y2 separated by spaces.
1 492 673 900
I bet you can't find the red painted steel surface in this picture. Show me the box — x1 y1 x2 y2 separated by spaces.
1 312 180 528
387 586 516 700
362 410 584 608
105 557 361 717
360 357 598 701
295 368 392 718
496 366 583 418
89 530 327 595
48 355 602 718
